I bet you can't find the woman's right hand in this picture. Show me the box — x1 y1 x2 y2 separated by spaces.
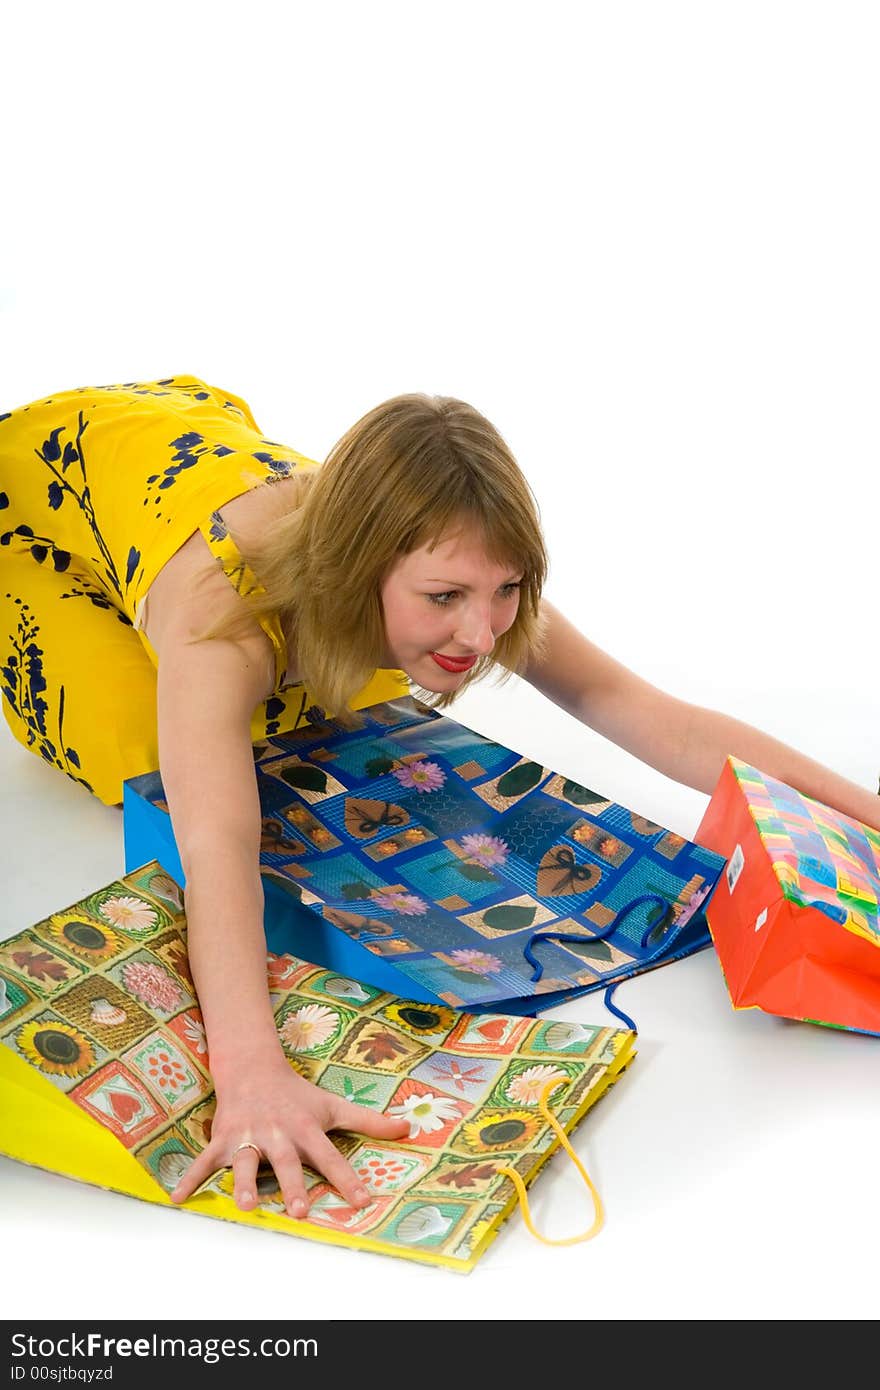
170 1052 411 1217
148 585 413 1218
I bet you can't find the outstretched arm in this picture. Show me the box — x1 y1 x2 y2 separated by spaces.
523 600 880 833
143 551 407 1216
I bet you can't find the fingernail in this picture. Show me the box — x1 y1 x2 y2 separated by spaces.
240 1190 254 1205
288 1198 307 1218
354 1186 369 1205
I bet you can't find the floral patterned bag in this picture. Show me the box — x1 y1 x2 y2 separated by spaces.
124 696 726 1014
0 861 635 1271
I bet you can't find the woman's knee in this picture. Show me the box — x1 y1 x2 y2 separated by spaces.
0 580 159 804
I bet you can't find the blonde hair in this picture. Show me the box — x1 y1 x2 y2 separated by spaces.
221 393 548 715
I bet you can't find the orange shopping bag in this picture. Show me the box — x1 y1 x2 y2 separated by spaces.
696 757 880 1035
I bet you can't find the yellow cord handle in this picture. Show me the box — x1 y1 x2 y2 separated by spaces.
497 1079 604 1246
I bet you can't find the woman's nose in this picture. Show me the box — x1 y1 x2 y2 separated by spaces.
453 606 495 656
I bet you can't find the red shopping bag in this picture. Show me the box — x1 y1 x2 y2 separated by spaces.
696 757 880 1035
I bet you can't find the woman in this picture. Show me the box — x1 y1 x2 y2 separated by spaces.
2 375 877 1219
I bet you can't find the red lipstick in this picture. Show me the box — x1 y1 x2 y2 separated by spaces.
430 652 477 673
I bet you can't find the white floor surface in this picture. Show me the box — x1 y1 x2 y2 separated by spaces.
3 672 878 1322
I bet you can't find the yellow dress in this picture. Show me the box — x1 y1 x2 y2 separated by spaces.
0 374 409 804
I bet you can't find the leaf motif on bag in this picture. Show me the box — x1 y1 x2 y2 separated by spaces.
564 938 614 962
365 756 396 777
561 778 606 807
643 919 669 948
260 870 303 900
481 905 538 933
355 1029 409 1065
495 761 545 799
280 764 328 793
10 949 69 982
628 813 663 837
340 880 377 901
455 862 497 881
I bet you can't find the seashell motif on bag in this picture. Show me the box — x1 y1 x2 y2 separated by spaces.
89 997 128 1027
148 873 184 912
396 1204 454 1244
542 1021 593 1050
324 976 371 1002
156 1151 194 1191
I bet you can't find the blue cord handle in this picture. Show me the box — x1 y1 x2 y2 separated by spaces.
523 893 672 982
522 928 613 979
603 982 638 1033
522 892 674 1037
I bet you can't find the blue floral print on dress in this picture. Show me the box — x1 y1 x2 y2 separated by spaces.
0 599 92 793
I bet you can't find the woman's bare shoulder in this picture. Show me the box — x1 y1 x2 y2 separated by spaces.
141 478 304 647
220 475 305 543
140 531 256 651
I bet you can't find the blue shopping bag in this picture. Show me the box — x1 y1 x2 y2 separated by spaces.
123 697 724 1015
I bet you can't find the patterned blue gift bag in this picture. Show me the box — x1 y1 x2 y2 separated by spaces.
124 697 725 1016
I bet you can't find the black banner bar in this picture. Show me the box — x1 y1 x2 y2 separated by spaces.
1 1322 410 1386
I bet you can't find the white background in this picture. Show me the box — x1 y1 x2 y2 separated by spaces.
1 1 878 1322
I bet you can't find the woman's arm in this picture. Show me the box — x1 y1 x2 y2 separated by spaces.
524 600 880 833
143 543 407 1216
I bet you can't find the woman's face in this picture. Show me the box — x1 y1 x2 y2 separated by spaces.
379 528 522 690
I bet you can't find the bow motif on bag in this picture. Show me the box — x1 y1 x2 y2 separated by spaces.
344 798 410 839
536 845 602 897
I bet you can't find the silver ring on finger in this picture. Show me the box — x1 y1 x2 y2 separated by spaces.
231 1141 263 1163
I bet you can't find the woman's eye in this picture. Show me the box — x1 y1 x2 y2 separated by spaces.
427 584 519 607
